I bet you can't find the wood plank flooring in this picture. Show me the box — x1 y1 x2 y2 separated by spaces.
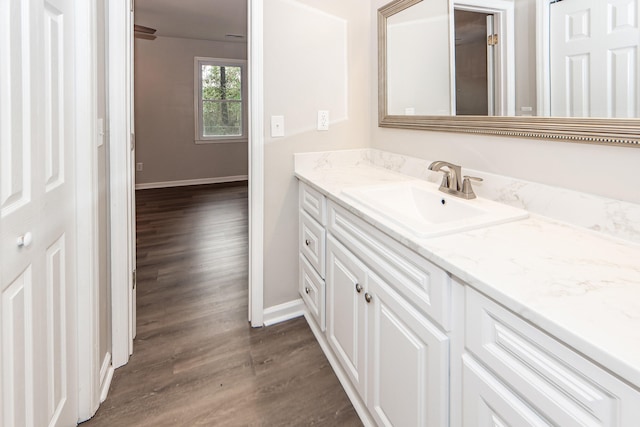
82 183 361 427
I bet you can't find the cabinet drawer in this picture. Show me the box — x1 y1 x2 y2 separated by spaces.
299 182 326 225
299 254 325 331
300 210 325 278
466 287 640 426
328 201 451 330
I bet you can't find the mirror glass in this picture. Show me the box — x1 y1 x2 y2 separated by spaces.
384 0 640 119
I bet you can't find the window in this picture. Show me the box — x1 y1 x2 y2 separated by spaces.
194 57 247 143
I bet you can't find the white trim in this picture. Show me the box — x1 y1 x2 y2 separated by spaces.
536 0 551 116
263 299 306 326
248 0 264 327
304 313 374 426
453 0 516 116
194 57 248 142
108 0 134 369
76 0 100 422
135 175 248 190
99 353 114 403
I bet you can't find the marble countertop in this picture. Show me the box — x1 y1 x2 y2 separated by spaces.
295 162 640 389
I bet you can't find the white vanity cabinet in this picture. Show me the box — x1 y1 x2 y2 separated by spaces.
326 202 450 427
298 183 327 330
459 285 640 427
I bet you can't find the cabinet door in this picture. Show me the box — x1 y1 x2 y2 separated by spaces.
367 272 449 427
463 354 551 427
326 235 368 401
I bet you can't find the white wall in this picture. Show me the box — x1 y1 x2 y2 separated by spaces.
387 0 451 115
263 0 372 308
134 36 248 185
372 0 640 205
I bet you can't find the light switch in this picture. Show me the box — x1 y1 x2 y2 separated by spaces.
271 115 285 137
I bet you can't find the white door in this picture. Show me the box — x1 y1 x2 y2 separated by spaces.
326 236 367 401
550 0 640 117
366 272 449 427
1 0 78 425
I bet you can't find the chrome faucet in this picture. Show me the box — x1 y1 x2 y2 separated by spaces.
428 161 483 199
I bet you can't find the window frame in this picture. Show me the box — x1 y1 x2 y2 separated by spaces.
194 57 248 143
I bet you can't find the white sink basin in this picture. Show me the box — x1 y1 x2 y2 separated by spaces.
341 181 528 238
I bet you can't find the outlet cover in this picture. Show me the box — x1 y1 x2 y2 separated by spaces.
317 110 329 131
271 115 285 137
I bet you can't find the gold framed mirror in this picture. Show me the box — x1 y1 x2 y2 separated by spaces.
378 0 640 147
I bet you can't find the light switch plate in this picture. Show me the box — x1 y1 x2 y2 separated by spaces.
271 115 285 137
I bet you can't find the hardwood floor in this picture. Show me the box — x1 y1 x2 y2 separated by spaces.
82 183 361 426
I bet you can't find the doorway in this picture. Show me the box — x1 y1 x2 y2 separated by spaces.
455 9 495 115
453 0 515 116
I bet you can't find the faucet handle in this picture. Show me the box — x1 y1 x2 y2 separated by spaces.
462 176 483 199
439 170 450 190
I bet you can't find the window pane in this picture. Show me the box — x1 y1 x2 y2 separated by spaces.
201 65 242 101
202 100 242 137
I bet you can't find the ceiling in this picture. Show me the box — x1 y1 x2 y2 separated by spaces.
135 0 247 43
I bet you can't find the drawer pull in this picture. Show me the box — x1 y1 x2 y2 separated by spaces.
365 293 372 303
305 239 311 246
305 287 310 294
355 283 363 293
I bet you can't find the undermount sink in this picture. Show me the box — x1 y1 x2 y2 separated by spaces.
341 180 528 238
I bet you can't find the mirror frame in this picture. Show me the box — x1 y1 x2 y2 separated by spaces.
378 0 640 148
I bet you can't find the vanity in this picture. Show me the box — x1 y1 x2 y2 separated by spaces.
295 149 640 427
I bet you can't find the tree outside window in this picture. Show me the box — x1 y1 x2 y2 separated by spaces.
195 57 246 142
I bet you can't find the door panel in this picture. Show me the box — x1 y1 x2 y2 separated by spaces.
1 0 78 425
551 0 640 117
367 273 449 427
326 236 367 400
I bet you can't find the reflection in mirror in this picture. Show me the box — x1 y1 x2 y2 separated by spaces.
387 0 451 115
378 0 640 146
383 0 640 119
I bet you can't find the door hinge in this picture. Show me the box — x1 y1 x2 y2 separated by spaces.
488 34 498 46
130 0 135 12
132 269 137 290
130 133 135 151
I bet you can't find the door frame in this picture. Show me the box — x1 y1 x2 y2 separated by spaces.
452 0 515 116
536 0 551 116
107 0 265 383
76 0 102 422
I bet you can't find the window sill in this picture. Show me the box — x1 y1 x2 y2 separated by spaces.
195 138 248 145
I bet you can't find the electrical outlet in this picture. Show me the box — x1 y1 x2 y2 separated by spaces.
317 110 329 131
136 162 143 171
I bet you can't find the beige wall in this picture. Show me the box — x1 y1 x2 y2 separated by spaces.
134 36 248 185
371 0 640 205
263 0 372 308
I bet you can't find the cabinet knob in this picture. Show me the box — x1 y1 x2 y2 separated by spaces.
364 293 372 303
305 239 311 246
17 232 33 248
355 283 363 293
305 287 310 294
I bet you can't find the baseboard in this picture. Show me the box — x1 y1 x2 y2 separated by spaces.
135 175 248 190
99 352 114 403
263 299 305 326
303 312 374 427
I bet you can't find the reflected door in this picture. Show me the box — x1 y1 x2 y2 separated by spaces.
550 0 640 117
1 0 78 425
455 10 495 115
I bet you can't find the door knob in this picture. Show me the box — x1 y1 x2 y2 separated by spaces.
17 232 33 248
305 287 310 294
355 283 363 293
305 239 311 246
364 293 372 303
